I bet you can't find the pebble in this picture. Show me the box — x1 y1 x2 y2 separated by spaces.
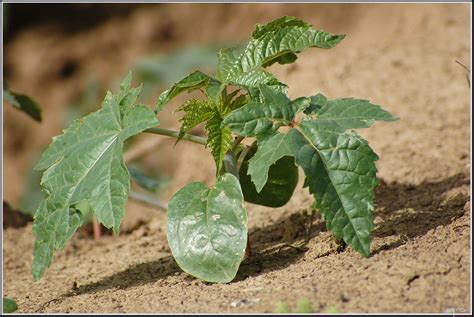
230 298 260 307
463 201 470 213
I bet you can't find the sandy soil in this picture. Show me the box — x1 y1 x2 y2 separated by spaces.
2 3 471 313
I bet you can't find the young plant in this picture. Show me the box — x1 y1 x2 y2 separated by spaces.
31 16 397 283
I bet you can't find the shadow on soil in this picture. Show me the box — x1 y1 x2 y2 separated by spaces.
372 172 469 253
68 172 469 296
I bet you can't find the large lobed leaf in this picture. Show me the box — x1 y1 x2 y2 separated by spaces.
167 173 247 283
227 88 398 257
32 73 158 280
293 120 379 256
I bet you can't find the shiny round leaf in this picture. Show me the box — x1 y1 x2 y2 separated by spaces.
167 173 247 283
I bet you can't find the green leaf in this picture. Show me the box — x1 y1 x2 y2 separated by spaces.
32 73 158 280
167 173 247 283
221 85 309 137
216 16 344 90
228 92 250 110
176 99 214 142
247 129 300 193
312 97 398 129
293 120 379 257
156 70 221 111
206 114 233 174
251 16 310 39
3 297 18 313
3 88 42 122
239 142 298 208
303 93 327 115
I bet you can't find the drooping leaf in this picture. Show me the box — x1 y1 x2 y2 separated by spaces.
156 70 221 111
293 120 379 257
247 129 301 193
3 88 42 122
239 141 298 207
32 73 158 280
216 16 345 90
311 97 398 129
176 99 214 142
167 173 247 283
3 297 18 313
221 85 309 137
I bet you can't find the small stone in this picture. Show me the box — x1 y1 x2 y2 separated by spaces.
230 298 259 308
464 201 470 213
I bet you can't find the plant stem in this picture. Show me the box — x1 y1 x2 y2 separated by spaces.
236 145 251 172
129 191 168 210
144 127 207 145
231 136 245 151
92 217 102 241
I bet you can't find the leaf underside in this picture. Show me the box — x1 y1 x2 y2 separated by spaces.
239 143 298 208
247 129 301 192
32 73 158 280
167 173 247 283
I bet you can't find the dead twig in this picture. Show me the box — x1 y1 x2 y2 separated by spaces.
455 60 471 88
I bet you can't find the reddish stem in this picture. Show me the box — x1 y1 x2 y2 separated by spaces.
290 119 298 128
92 217 102 241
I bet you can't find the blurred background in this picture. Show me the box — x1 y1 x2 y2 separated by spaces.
2 3 471 313
3 3 470 228
2 3 360 224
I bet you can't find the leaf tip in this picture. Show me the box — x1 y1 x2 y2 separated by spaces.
120 71 133 91
331 34 346 47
